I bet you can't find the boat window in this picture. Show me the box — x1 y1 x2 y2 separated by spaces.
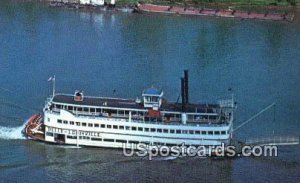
88 123 93 127
47 118 50 122
94 124 99 127
208 131 213 135
157 129 162 133
46 132 53 137
119 126 124 130
91 138 102 141
138 127 143 131
176 130 181 134
107 125 112 128
182 130 187 134
153 142 163 145
144 128 149 132
150 128 156 132
195 131 200 134
221 131 226 135
129 140 139 144
63 120 68 124
67 135 77 139
68 106 73 110
76 122 80 126
132 127 137 131
82 123 87 127
113 125 118 129
96 108 101 113
104 139 114 142
79 136 90 140
214 131 220 135
77 107 82 112
152 97 158 102
90 108 95 113
202 131 207 135
163 129 168 133
189 130 194 134
57 119 62 124
70 121 74 125
125 126 130 130
166 143 176 146
84 108 89 112
101 124 105 128
170 129 175 134
116 139 127 143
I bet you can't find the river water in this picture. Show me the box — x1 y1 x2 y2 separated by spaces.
0 1 299 182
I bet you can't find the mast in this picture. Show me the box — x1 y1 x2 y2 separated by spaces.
48 75 56 97
53 75 56 97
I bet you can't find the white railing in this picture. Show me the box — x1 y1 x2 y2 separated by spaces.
46 110 231 127
246 136 300 146
219 99 234 108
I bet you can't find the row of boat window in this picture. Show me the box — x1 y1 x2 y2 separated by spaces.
72 136 163 146
56 119 228 135
45 132 205 146
70 136 175 146
52 104 217 120
53 104 146 116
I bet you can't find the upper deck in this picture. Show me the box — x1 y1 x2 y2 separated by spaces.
51 94 220 114
46 71 234 124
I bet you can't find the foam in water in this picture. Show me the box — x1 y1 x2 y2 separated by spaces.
148 156 178 161
0 122 27 140
56 145 82 149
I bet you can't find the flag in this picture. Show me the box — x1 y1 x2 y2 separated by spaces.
48 75 55 82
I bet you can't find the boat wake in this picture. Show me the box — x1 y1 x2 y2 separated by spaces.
147 156 178 161
0 122 26 140
56 145 82 149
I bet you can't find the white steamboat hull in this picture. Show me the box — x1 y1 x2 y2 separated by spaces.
43 110 232 148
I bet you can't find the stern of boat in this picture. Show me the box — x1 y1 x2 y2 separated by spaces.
23 114 45 141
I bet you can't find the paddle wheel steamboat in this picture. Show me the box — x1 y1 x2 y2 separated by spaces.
23 71 236 152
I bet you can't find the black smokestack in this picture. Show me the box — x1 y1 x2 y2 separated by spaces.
181 77 186 112
184 70 189 104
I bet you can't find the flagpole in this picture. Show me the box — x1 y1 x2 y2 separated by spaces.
53 75 56 97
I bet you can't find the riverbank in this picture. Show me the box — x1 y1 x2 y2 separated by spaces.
148 0 300 11
135 3 295 22
46 0 296 22
48 0 135 12
11 0 296 22
37 0 300 12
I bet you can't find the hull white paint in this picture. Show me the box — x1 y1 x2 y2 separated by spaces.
44 109 233 148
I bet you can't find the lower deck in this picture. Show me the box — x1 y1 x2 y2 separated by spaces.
24 114 232 150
